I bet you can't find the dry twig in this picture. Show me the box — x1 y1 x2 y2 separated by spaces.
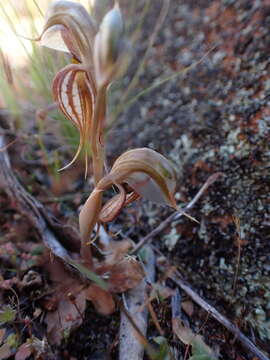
119 246 155 360
171 288 182 359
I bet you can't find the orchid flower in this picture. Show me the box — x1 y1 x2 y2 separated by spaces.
79 148 178 252
79 147 198 262
39 0 128 181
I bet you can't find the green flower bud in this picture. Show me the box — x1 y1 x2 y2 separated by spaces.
99 3 124 65
94 3 128 87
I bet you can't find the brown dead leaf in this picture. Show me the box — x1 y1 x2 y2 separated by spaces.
84 284 115 315
108 258 143 293
103 239 133 267
45 290 86 344
182 300 194 317
15 342 32 360
39 256 86 344
0 343 12 360
40 255 82 295
38 240 141 332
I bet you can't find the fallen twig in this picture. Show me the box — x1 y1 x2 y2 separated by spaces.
171 288 182 320
119 246 156 360
171 289 182 359
168 270 269 360
131 172 223 255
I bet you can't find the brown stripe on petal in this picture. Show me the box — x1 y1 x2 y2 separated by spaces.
60 69 83 128
52 64 95 171
53 67 81 129
53 65 94 133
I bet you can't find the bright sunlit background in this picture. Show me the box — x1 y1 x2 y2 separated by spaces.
0 0 90 68
0 0 142 116
0 0 92 114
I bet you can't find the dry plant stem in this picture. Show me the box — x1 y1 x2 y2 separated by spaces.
171 288 182 320
80 85 107 263
232 216 242 296
119 246 155 360
118 297 156 359
169 271 269 360
131 172 223 255
80 242 94 269
0 135 72 261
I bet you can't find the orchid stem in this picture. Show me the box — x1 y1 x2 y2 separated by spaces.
91 85 107 185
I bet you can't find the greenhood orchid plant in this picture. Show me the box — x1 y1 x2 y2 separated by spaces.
39 0 128 181
38 0 193 313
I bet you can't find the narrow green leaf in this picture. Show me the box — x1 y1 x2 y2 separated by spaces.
67 259 108 291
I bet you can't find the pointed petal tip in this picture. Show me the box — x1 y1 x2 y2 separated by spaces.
58 141 83 172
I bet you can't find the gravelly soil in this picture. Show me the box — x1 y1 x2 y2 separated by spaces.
108 0 270 357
